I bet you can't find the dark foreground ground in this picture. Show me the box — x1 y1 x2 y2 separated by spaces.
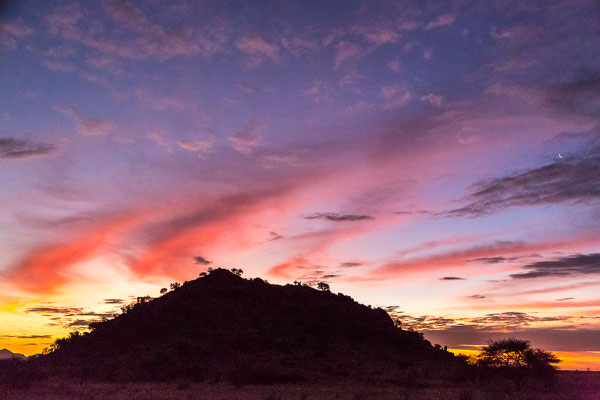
0 371 598 400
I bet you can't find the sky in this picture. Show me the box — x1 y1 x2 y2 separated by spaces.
0 0 599 370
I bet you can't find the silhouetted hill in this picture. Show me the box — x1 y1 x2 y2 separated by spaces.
0 349 26 361
17 269 457 384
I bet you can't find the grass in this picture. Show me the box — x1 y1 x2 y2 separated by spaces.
0 372 598 400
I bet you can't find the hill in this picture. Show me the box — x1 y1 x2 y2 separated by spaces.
6 269 457 385
0 349 26 361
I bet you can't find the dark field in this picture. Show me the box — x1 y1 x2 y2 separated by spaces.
1 371 598 400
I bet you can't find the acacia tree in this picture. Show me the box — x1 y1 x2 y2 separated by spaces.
477 338 560 389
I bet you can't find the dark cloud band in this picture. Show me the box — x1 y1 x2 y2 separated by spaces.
0 137 56 160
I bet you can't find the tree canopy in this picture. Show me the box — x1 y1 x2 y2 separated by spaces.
477 338 560 371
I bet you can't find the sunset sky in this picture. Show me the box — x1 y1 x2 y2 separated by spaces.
1 1 599 370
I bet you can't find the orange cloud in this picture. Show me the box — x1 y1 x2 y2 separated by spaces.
8 214 145 294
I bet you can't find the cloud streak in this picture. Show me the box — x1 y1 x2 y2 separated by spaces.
447 149 600 217
304 213 374 222
0 137 56 160
511 253 600 279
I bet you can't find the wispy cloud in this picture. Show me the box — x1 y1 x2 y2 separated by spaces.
177 139 213 156
0 19 34 49
334 41 362 68
420 93 443 107
54 105 113 136
236 35 279 67
304 213 374 222
381 83 411 108
0 137 56 160
48 1 227 62
447 148 600 217
228 121 263 155
424 14 455 31
511 253 600 279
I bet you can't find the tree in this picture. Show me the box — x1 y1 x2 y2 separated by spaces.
316 282 330 291
170 282 181 291
160 288 168 295
230 268 243 276
477 338 560 389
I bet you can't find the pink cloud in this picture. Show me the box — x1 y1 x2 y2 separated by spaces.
420 93 443 107
79 119 113 136
236 35 279 66
177 139 213 155
334 41 362 69
424 14 456 31
381 84 411 108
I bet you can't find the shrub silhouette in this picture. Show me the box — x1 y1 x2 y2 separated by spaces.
316 282 330 291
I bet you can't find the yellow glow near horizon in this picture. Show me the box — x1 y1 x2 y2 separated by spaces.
447 348 600 371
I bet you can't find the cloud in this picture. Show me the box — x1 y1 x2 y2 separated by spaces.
556 297 574 302
236 35 279 66
420 93 443 107
359 28 400 46
334 41 362 68
54 105 113 136
440 276 465 281
424 14 456 30
370 238 587 279
103 298 123 304
547 72 600 118
280 35 319 56
341 262 362 267
8 214 144 293
469 294 486 299
48 2 227 62
268 231 283 241
194 256 212 265
304 213 374 222
146 130 169 148
386 59 402 73
393 311 574 332
228 129 260 155
0 137 56 160
177 139 213 155
79 118 113 136
0 20 34 49
303 81 333 103
470 256 518 264
1 334 53 339
381 84 411 108
447 148 600 217
511 253 600 279
25 306 84 314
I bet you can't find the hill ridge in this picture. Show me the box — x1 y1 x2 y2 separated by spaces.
27 268 456 383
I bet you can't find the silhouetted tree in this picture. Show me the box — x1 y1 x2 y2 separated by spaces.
230 268 244 276
316 282 330 291
170 282 181 291
477 338 560 389
160 288 168 295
